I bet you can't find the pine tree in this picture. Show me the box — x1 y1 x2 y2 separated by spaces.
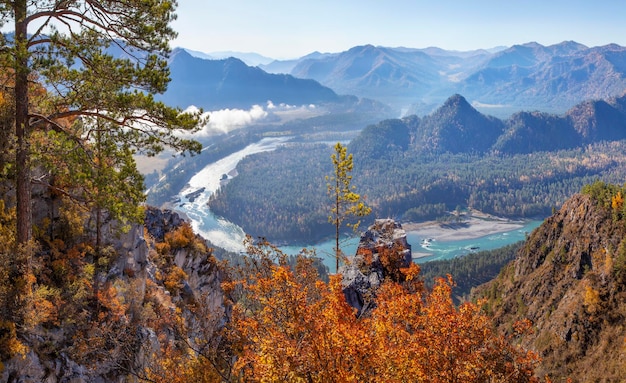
0 1 203 244
326 142 371 271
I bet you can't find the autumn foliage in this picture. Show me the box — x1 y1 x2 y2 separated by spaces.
222 239 544 382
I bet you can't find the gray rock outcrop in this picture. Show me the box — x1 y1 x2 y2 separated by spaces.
339 218 412 316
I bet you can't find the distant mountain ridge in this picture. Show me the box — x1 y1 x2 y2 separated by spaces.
460 42 626 111
253 41 626 114
290 44 463 108
182 48 275 66
155 41 626 118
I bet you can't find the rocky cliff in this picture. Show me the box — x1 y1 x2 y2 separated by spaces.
1 208 225 382
474 192 626 381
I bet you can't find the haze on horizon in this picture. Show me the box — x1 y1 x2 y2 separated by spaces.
171 0 626 59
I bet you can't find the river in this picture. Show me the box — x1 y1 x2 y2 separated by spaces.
174 138 544 272
176 137 292 252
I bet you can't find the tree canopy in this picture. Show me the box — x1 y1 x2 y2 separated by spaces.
214 240 546 383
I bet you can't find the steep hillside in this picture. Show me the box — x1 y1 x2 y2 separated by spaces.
1 206 228 381
474 185 626 381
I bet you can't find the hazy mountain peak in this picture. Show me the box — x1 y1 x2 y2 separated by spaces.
301 51 335 60
169 47 194 63
175 48 275 66
550 40 588 50
181 47 214 60
520 41 544 49
441 93 472 109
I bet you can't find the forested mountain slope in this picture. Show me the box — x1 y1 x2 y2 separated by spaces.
415 94 505 153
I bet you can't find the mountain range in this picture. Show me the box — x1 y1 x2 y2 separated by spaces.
294 42 626 113
179 41 626 115
184 48 274 66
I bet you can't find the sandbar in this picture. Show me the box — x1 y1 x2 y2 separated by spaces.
402 211 526 243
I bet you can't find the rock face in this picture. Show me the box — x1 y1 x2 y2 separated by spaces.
474 193 626 381
2 207 225 382
144 207 184 241
339 219 411 316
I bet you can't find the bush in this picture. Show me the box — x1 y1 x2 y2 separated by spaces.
164 222 194 249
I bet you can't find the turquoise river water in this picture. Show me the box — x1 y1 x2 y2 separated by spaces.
280 220 543 272
173 138 544 273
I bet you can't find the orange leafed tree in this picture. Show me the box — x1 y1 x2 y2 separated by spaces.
224 241 545 383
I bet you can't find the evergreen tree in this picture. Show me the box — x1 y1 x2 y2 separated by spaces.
0 0 203 244
326 142 371 271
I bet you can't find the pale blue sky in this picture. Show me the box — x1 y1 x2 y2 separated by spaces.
171 0 626 59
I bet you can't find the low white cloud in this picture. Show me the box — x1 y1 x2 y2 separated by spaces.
471 101 509 108
207 105 268 133
180 102 319 137
183 104 269 136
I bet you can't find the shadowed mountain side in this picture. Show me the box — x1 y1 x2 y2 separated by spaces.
159 48 341 110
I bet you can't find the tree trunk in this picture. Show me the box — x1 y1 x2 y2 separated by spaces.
14 0 31 244
335 176 340 272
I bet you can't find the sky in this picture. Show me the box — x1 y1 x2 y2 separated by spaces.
171 0 626 59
